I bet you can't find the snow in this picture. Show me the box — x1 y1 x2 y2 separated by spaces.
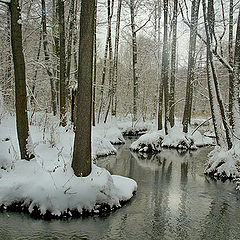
0 114 137 217
130 122 214 152
0 161 137 216
205 142 240 180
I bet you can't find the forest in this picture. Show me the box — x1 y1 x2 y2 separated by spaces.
0 0 240 239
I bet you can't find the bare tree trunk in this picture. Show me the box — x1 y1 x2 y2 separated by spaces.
9 0 34 160
66 0 75 103
57 0 67 126
104 0 114 123
52 0 60 112
41 0 57 116
130 0 138 121
232 8 240 138
157 0 163 130
169 0 178 128
182 0 200 133
112 0 122 117
161 0 169 135
92 0 97 127
228 0 234 126
72 0 95 177
207 0 232 150
97 1 111 123
202 0 231 150
30 30 42 112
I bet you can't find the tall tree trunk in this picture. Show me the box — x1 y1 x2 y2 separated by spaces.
104 0 114 123
57 0 67 126
72 0 95 177
30 30 42 109
42 0 57 116
202 0 231 150
130 0 138 121
97 1 111 123
9 0 34 160
228 0 234 126
169 0 178 128
112 0 122 117
66 0 75 104
92 0 97 127
161 0 169 135
232 8 240 138
157 0 163 130
207 0 232 150
182 0 200 133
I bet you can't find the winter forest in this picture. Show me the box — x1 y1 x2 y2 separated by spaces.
0 0 240 239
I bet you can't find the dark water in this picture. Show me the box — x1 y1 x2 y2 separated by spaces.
0 138 240 240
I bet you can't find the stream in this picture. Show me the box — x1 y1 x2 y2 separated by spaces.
0 137 240 240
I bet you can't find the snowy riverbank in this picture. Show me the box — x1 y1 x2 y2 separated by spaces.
0 114 137 218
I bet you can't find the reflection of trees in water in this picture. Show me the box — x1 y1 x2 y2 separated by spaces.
200 179 233 240
176 162 189 240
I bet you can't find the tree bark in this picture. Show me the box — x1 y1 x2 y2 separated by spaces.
161 0 169 135
130 0 138 121
232 8 240 138
57 0 67 126
228 0 234 126
169 0 178 128
9 0 34 160
72 0 95 177
111 0 122 117
42 0 57 116
182 0 200 133
92 0 97 127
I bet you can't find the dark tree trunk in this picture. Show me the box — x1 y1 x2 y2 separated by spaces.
157 0 163 130
202 0 232 150
92 0 97 127
232 8 240 137
104 0 114 123
161 0 169 135
130 0 138 121
182 0 200 133
169 0 178 128
57 0 67 126
112 0 122 117
72 0 95 177
9 0 34 160
42 0 57 116
66 0 75 103
228 0 234 126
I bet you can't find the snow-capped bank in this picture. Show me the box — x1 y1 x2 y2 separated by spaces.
130 130 164 152
0 114 137 217
205 144 240 180
130 124 214 152
0 115 123 169
0 162 137 218
93 122 125 145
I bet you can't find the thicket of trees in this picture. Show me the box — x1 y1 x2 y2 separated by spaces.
0 0 240 176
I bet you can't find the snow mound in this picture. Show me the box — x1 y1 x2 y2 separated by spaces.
92 135 117 159
205 144 240 180
130 125 214 152
94 123 125 145
161 126 196 150
0 161 137 217
130 130 164 152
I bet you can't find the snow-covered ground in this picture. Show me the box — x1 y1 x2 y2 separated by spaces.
130 123 214 152
0 114 137 217
205 143 240 181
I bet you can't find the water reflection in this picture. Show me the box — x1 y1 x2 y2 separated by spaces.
0 139 240 240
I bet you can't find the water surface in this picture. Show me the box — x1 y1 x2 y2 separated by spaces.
0 138 239 240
